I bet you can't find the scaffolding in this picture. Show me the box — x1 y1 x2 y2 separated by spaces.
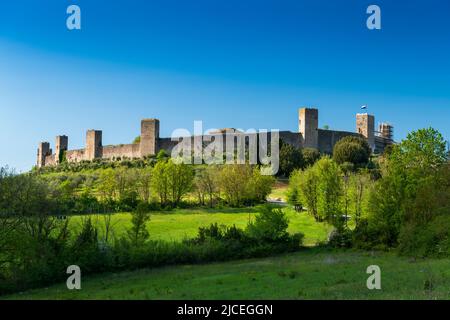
376 122 394 142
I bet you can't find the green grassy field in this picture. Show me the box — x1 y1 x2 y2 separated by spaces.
267 179 289 201
70 206 332 246
68 182 310 244
5 249 449 300
7 183 447 300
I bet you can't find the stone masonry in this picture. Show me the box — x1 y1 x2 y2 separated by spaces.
36 108 394 167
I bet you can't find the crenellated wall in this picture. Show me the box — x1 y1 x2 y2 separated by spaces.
44 154 56 166
36 108 394 168
317 129 361 154
102 144 140 159
66 149 85 163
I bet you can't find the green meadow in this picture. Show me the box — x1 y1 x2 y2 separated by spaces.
69 206 332 246
6 249 450 300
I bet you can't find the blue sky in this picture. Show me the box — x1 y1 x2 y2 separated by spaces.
1 0 449 171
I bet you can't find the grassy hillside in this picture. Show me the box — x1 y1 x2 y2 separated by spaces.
6 249 449 300
69 207 332 246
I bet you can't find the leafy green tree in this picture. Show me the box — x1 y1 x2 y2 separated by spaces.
72 217 98 253
361 127 449 248
315 157 343 228
114 166 135 201
194 166 220 207
246 207 290 242
151 160 169 205
127 202 151 246
292 168 320 221
286 169 302 208
348 171 371 227
333 136 371 167
96 168 116 201
165 159 194 205
152 159 194 206
279 142 304 176
156 149 168 161
302 148 321 168
389 127 447 172
135 168 152 202
218 164 253 207
247 167 276 203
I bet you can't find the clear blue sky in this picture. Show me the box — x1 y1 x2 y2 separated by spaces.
1 0 449 171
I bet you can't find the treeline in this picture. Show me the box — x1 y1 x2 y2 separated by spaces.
2 160 275 216
287 128 450 258
0 204 302 295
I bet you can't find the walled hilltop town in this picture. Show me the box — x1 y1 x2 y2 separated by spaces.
36 107 394 168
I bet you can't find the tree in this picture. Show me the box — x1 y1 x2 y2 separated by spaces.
194 166 220 207
165 159 194 205
302 148 321 168
361 127 448 249
96 168 116 201
315 157 343 228
279 142 304 176
286 169 302 209
333 136 371 167
348 171 371 227
151 160 169 205
114 166 135 201
247 167 276 203
156 149 168 161
390 127 447 172
152 159 194 206
288 167 320 221
127 202 151 246
218 165 253 207
135 168 152 202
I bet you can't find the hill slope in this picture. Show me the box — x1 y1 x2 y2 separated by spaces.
5 249 450 300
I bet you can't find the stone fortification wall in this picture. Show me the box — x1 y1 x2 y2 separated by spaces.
102 144 140 159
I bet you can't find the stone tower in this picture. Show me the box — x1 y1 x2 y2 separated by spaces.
55 135 68 164
37 142 51 168
85 130 102 160
299 108 319 149
140 119 160 157
356 113 375 150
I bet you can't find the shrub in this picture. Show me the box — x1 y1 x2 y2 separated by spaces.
190 223 249 245
333 136 371 167
246 207 290 243
328 228 353 248
302 148 321 168
397 215 450 258
127 202 152 246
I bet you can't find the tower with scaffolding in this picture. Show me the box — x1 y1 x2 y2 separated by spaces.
374 122 394 153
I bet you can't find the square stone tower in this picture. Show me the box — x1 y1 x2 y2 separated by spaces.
299 108 319 149
85 130 102 160
356 113 375 150
37 142 51 168
140 119 160 157
55 135 68 164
